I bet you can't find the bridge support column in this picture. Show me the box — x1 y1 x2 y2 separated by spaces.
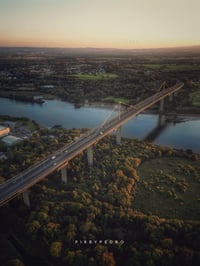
116 126 122 145
159 99 164 113
158 114 165 126
23 190 30 207
61 166 68 183
87 146 93 167
169 93 173 102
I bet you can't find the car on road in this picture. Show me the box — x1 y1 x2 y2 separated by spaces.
51 156 56 160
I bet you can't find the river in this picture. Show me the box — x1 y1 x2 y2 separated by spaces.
0 97 200 153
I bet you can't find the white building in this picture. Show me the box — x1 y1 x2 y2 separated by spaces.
0 152 7 160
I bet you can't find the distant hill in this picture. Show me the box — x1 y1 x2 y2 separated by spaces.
0 45 200 56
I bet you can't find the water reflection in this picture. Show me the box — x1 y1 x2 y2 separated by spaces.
0 97 200 153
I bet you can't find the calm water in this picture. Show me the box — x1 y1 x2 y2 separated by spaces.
0 97 200 153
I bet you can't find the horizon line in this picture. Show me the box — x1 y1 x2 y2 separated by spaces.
0 44 200 51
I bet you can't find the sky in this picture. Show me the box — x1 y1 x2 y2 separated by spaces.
0 0 200 49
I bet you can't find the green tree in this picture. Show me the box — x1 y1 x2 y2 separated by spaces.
26 220 41 240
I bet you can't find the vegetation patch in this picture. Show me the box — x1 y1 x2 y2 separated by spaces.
103 96 130 105
1 129 200 266
68 73 118 80
16 119 39 131
143 64 200 72
143 64 164 69
190 90 200 107
163 64 200 72
135 157 200 220
0 116 39 132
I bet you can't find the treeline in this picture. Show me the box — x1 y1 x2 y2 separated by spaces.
2 94 44 104
0 127 85 182
0 128 200 266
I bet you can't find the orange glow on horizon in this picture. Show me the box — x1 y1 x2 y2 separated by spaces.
0 36 199 50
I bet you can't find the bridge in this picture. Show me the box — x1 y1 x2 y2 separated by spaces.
0 81 184 207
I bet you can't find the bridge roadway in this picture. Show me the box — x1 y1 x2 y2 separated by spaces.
0 82 184 206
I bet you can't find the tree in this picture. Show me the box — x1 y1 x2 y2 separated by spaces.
102 252 116 266
160 238 173 249
36 211 49 223
42 222 61 244
66 224 77 244
0 176 5 184
49 241 62 257
26 220 41 240
4 259 24 266
63 251 75 265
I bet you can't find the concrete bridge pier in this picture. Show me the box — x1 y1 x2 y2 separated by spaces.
23 190 30 207
116 126 122 144
158 113 165 126
61 166 68 183
169 93 173 102
87 145 93 166
159 99 164 113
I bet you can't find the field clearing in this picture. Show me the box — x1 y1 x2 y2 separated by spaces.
17 120 38 131
103 96 130 105
134 157 200 220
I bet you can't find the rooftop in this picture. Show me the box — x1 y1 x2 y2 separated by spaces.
0 125 8 130
2 135 22 146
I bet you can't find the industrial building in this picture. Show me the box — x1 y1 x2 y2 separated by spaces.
2 135 22 146
0 126 10 138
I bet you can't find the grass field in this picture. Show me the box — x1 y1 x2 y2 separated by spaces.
68 73 118 80
19 120 38 131
103 96 130 105
134 157 200 220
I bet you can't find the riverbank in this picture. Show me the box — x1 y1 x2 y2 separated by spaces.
1 87 200 115
1 95 200 125
0 90 55 104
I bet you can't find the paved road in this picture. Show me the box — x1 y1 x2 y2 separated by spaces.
0 82 184 206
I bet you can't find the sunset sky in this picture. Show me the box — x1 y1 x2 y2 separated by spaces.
0 0 199 49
